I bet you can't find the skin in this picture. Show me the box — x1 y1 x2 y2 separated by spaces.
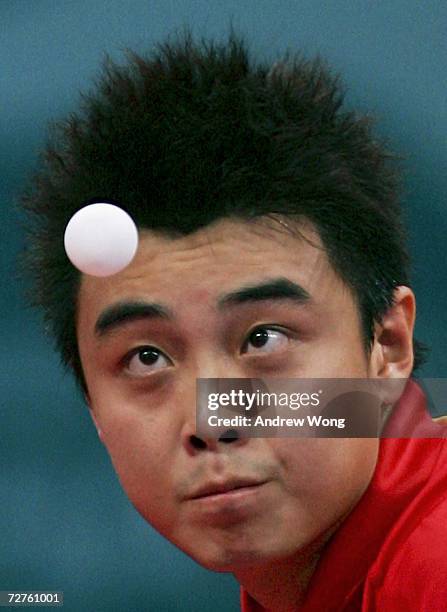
77 217 415 612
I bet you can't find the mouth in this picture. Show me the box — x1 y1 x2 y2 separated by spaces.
188 478 267 500
185 478 271 525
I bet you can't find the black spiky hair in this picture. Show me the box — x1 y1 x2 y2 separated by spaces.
20 30 427 392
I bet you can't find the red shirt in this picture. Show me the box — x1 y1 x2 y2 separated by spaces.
241 379 447 611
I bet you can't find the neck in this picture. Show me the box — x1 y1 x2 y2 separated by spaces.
233 523 340 612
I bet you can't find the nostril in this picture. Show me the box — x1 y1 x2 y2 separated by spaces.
189 434 207 450
219 429 239 443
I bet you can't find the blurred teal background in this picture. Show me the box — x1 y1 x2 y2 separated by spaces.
1 1 446 611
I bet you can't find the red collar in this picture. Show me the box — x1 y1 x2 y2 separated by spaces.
241 379 447 611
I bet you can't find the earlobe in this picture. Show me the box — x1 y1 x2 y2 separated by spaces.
91 410 104 443
84 393 104 443
371 286 416 380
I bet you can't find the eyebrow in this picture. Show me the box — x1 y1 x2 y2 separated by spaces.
95 302 173 337
217 277 311 308
94 277 311 338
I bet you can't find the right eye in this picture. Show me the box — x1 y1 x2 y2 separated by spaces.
124 346 172 377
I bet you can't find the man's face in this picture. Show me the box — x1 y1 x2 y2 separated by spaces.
77 218 380 572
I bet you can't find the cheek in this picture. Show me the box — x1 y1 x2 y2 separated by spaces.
98 409 178 531
275 438 379 514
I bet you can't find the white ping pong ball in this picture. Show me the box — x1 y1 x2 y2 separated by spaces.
64 203 139 277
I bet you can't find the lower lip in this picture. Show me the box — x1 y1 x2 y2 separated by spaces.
188 483 269 522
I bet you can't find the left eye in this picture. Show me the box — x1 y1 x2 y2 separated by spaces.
242 327 289 354
124 346 172 377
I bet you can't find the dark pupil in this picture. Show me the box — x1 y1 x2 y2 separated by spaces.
250 329 269 348
139 348 159 365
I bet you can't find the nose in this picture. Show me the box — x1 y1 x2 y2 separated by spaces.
181 371 258 455
188 428 240 451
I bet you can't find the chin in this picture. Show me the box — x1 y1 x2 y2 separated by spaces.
180 537 287 573
191 551 268 573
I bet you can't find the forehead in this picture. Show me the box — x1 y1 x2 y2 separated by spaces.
77 217 354 327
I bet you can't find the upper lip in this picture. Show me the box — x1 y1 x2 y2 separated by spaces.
188 478 266 500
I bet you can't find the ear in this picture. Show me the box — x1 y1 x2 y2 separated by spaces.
368 286 416 382
83 392 105 444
